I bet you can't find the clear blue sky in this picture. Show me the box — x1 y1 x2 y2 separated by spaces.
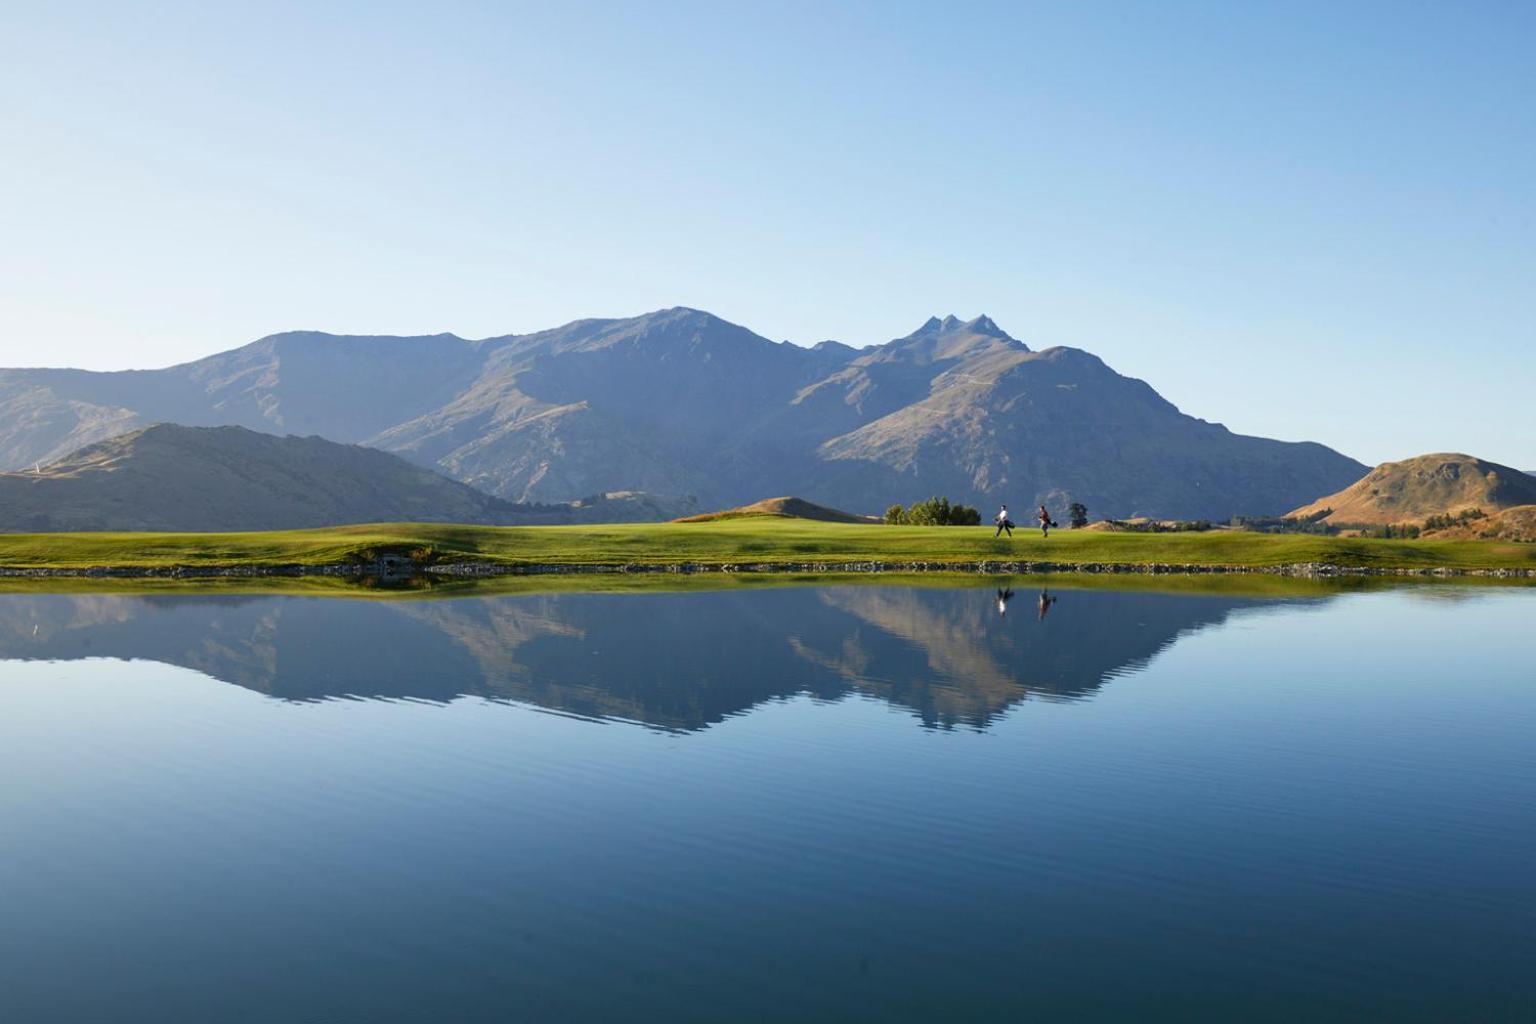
3 1 1532 468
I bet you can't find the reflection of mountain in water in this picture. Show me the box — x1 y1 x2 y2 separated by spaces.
0 585 1312 730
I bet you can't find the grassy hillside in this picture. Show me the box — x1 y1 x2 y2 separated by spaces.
1291 453 1536 525
0 518 1532 572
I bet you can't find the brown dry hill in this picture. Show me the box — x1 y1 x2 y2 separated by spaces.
675 496 874 524
1289 453 1536 526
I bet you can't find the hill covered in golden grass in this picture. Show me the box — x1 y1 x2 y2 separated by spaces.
1289 453 1536 526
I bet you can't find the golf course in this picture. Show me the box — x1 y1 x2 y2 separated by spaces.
0 517 1532 576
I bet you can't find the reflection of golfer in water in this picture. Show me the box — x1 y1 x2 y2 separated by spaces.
1037 589 1057 621
996 587 1014 617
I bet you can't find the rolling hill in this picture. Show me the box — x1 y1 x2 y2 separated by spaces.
675 496 873 524
0 308 1367 520
0 424 696 532
1288 453 1536 525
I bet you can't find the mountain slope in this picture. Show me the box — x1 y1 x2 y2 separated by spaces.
0 309 1367 519
1288 453 1536 525
0 332 485 471
807 343 1358 520
0 424 537 532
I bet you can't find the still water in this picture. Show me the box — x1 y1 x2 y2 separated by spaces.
0 578 1530 1021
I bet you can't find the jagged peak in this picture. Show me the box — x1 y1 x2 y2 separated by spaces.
966 314 1005 337
905 313 1016 342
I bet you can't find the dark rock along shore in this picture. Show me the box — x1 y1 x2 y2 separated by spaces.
0 560 1531 580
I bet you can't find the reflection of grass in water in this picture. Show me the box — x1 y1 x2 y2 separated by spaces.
0 569 1528 603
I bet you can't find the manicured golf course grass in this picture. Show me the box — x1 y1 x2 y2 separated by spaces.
0 517 1532 573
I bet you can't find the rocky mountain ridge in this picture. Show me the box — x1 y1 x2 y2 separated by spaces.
0 308 1367 519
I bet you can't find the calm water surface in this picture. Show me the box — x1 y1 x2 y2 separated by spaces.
0 579 1531 1022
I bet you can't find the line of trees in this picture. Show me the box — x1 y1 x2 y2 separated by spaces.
1099 518 1215 533
883 496 981 526
1423 508 1486 531
883 498 1093 528
1360 522 1422 539
1230 509 1336 535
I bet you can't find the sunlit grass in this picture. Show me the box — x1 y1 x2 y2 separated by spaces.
0 517 1532 573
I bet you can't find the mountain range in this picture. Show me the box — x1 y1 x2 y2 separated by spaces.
0 308 1369 519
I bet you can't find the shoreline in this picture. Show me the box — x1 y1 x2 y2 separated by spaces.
0 559 1531 580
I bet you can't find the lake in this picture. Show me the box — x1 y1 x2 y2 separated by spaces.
0 578 1531 1022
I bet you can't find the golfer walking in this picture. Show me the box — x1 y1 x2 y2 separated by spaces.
994 504 1014 538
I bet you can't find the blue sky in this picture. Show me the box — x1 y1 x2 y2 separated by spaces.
2 1 1532 467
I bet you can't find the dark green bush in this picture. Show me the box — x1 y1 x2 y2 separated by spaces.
883 497 980 526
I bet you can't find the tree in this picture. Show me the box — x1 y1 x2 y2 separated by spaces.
905 496 951 526
948 504 981 526
886 497 980 526
1068 502 1088 529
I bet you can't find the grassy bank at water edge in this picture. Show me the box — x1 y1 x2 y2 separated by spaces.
0 518 1533 573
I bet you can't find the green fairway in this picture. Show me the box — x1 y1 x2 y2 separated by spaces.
0 517 1532 573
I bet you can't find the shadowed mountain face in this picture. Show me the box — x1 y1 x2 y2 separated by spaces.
0 424 699 531
0 309 1364 520
0 583 1313 730
0 424 528 531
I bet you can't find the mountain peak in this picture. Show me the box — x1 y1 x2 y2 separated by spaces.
908 314 969 337
966 314 1005 337
906 313 1013 342
0 307 1367 521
